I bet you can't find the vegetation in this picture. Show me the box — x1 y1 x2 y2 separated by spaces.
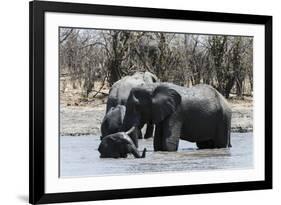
59 28 253 99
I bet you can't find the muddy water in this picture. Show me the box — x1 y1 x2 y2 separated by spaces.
60 133 253 177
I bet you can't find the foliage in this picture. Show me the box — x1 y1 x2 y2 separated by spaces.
59 28 253 99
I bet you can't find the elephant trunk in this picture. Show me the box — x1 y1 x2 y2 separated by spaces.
141 148 147 158
131 146 147 158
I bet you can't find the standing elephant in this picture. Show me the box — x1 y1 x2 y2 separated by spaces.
105 71 158 140
122 83 232 151
98 127 147 158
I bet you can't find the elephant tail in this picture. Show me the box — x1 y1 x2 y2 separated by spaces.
216 90 232 148
227 119 232 148
226 107 232 148
222 110 232 148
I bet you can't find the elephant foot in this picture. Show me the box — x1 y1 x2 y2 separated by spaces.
196 140 215 149
153 137 163 151
162 138 179 151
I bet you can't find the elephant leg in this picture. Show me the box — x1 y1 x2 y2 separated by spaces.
137 126 143 139
162 117 182 151
137 122 144 139
214 119 229 148
144 122 154 139
196 140 215 149
153 123 163 151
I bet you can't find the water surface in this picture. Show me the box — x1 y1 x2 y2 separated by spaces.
60 133 253 177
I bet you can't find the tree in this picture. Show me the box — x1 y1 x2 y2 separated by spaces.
208 36 234 98
101 31 137 85
59 27 253 100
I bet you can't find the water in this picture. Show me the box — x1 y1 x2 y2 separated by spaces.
60 133 253 177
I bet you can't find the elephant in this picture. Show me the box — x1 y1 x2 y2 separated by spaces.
106 71 158 111
98 127 147 158
121 83 232 151
106 71 158 140
100 104 126 140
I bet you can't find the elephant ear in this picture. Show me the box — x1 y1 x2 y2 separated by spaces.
151 86 181 124
126 90 140 112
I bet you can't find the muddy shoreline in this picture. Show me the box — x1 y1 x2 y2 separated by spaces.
60 100 253 136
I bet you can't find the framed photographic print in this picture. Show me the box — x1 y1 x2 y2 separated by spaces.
29 0 272 204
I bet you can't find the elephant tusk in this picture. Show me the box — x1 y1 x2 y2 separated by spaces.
125 126 136 135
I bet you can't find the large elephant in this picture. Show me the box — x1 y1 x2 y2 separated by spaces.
105 71 158 140
98 127 147 158
122 83 232 151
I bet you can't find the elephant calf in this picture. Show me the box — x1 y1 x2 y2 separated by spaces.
100 104 140 147
98 127 147 158
100 105 126 139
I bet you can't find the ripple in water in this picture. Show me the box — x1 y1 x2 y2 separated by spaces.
60 132 253 177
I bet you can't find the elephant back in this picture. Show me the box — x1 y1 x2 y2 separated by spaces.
106 72 158 112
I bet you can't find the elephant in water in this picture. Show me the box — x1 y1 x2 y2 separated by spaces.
121 83 232 151
105 71 158 141
98 127 147 158
100 105 126 139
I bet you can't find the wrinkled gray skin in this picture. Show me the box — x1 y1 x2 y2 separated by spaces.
100 105 126 140
106 72 158 111
98 127 147 158
122 83 232 151
106 72 158 143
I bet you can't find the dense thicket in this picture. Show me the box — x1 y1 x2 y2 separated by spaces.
59 28 253 99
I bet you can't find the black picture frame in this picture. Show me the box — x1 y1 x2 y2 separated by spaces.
29 0 272 204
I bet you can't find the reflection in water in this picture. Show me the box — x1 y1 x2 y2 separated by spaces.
60 133 253 177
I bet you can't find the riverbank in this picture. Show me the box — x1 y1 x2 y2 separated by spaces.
60 97 253 136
